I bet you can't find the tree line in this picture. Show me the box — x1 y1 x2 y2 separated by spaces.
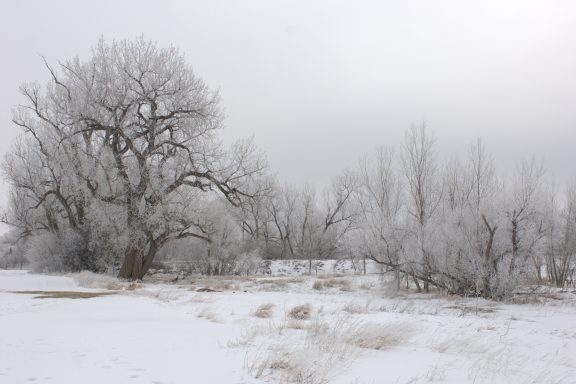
2 38 575 298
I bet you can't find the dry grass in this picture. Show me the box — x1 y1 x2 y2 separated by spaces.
103 281 125 290
320 277 352 291
347 322 412 350
342 301 371 314
288 304 312 320
245 317 378 384
445 304 498 316
126 281 142 291
11 290 116 299
193 278 242 292
255 279 289 290
71 271 139 291
253 303 275 318
212 281 241 291
246 323 352 383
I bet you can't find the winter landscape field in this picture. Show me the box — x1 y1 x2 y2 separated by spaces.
2 269 575 384
1 2 576 384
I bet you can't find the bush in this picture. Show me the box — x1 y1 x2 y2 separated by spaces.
253 303 275 318
288 304 312 320
24 228 112 273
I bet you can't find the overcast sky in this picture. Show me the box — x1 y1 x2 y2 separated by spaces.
1 0 575 208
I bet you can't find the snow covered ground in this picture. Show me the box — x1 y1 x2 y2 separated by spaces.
1 270 576 384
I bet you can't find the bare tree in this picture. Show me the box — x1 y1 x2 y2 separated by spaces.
7 38 266 279
265 184 296 259
544 182 576 287
505 158 546 279
356 148 405 283
401 124 442 292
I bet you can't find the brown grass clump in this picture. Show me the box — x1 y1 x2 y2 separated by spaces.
253 303 275 318
288 303 312 320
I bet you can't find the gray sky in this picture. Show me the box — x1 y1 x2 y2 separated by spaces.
1 0 575 207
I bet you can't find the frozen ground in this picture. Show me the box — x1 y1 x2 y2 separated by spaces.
1 270 576 384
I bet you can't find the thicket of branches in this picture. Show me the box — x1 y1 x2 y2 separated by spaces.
1 38 574 298
231 126 575 298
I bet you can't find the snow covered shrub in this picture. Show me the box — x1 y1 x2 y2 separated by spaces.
288 304 312 320
24 227 115 273
234 249 263 275
253 303 275 318
0 231 28 269
25 232 66 272
0 247 28 269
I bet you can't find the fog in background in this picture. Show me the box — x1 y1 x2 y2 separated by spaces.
1 0 575 208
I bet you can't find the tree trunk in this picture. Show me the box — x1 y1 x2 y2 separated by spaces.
118 246 142 280
481 214 498 297
509 217 519 275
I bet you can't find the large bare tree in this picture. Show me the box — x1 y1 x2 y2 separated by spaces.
7 38 265 279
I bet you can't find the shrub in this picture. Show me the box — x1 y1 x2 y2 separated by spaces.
288 304 312 320
253 303 275 318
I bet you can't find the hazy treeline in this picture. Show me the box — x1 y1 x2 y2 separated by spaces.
2 38 574 298
228 126 576 297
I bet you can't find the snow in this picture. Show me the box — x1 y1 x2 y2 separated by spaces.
1 270 576 383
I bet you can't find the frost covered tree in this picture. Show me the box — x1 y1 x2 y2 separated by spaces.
355 148 406 283
544 183 576 287
5 38 266 279
401 124 442 292
503 159 546 286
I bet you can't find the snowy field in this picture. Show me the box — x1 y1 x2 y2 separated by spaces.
1 270 576 384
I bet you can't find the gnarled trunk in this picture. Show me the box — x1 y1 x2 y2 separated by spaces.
118 235 160 280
